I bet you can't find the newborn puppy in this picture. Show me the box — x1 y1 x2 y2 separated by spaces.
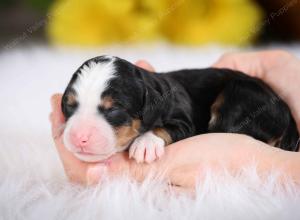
61 55 299 163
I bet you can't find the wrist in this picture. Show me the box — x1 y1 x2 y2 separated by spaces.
263 149 300 183
286 152 300 182
127 148 178 183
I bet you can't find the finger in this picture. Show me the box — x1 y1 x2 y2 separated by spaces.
86 156 124 185
86 164 108 186
212 53 236 69
212 52 263 78
50 93 65 138
135 60 155 72
51 93 63 116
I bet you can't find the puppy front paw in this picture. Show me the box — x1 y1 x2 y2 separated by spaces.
129 131 165 163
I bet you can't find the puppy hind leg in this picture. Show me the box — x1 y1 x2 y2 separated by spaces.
208 79 294 149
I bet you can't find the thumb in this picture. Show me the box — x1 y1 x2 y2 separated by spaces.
49 93 65 138
135 60 155 72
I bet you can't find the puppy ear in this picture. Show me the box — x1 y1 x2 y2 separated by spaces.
141 83 164 130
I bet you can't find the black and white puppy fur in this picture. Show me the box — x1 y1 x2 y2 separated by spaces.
61 55 299 163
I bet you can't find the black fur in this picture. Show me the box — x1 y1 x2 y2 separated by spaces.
61 76 78 120
62 56 300 151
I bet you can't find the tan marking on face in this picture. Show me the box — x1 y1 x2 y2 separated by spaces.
268 135 283 147
115 119 141 148
153 127 172 145
100 96 113 109
208 93 224 129
66 92 77 105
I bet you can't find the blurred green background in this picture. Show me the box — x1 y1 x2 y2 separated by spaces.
1 0 300 49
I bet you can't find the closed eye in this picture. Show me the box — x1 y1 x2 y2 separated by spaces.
65 103 78 111
99 106 131 126
62 102 78 119
107 108 124 117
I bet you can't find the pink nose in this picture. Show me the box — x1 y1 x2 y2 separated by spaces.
70 132 91 148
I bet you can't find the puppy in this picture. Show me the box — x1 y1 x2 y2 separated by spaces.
61 55 299 163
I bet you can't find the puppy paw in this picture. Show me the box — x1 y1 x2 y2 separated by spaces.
129 131 165 163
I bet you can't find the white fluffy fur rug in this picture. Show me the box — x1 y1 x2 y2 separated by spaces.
1 44 300 220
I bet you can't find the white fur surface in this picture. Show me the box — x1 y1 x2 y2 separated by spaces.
1 44 300 220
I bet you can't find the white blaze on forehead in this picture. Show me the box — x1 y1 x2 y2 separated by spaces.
73 58 116 114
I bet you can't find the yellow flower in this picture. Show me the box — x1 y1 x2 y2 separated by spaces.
160 0 262 45
47 0 159 45
47 0 262 46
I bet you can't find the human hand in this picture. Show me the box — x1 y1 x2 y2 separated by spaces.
50 95 300 188
213 50 300 131
50 55 300 189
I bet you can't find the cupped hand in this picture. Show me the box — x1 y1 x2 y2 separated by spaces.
213 50 300 131
50 55 300 189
